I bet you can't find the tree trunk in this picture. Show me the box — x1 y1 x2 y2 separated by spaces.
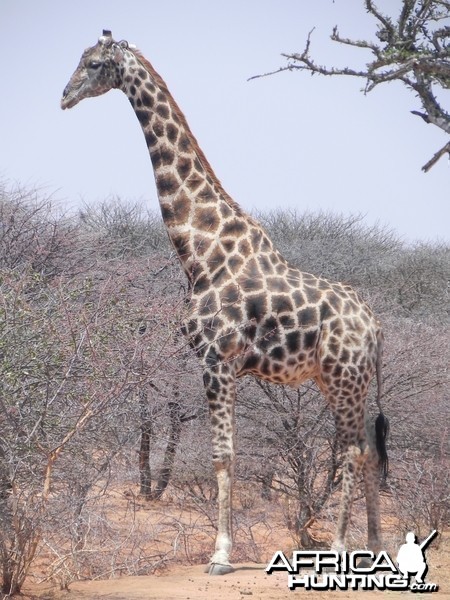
153 400 182 500
260 468 274 500
138 389 153 499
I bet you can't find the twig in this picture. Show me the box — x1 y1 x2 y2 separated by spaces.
422 139 450 172
411 110 431 123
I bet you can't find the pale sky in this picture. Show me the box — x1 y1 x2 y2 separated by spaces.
1 0 449 242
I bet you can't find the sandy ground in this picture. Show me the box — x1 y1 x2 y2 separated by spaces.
13 492 450 599
23 550 450 600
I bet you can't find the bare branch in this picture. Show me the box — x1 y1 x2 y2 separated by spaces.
421 139 450 171
252 0 450 171
332 25 382 57
411 71 450 134
365 0 396 38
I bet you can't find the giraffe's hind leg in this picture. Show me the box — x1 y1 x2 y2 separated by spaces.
333 401 385 554
363 433 383 553
321 387 383 554
318 381 370 553
332 436 368 552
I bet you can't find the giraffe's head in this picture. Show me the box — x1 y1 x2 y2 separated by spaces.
61 30 128 110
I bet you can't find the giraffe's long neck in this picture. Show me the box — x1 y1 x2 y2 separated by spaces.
119 49 250 283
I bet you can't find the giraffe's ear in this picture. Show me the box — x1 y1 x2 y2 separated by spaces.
113 45 125 63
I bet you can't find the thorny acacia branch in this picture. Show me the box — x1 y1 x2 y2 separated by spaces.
252 0 450 172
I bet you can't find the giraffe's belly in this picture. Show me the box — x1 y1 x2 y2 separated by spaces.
238 365 317 387
236 343 319 386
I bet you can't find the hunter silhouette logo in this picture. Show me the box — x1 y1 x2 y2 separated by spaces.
266 529 439 592
397 530 437 586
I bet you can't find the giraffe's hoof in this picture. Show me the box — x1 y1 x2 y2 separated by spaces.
207 562 235 576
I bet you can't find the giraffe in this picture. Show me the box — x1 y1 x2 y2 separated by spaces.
61 31 389 575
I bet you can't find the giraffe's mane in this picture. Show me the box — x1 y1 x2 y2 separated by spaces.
131 48 244 215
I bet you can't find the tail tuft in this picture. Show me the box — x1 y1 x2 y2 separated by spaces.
375 412 389 480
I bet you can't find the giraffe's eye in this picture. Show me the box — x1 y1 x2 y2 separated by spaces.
88 61 101 70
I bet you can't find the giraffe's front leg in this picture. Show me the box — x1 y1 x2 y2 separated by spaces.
203 362 236 576
208 461 234 575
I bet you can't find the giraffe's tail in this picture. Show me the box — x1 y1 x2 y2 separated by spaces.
374 328 389 479
375 413 389 480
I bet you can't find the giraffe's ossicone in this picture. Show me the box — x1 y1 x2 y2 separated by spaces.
62 31 389 575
